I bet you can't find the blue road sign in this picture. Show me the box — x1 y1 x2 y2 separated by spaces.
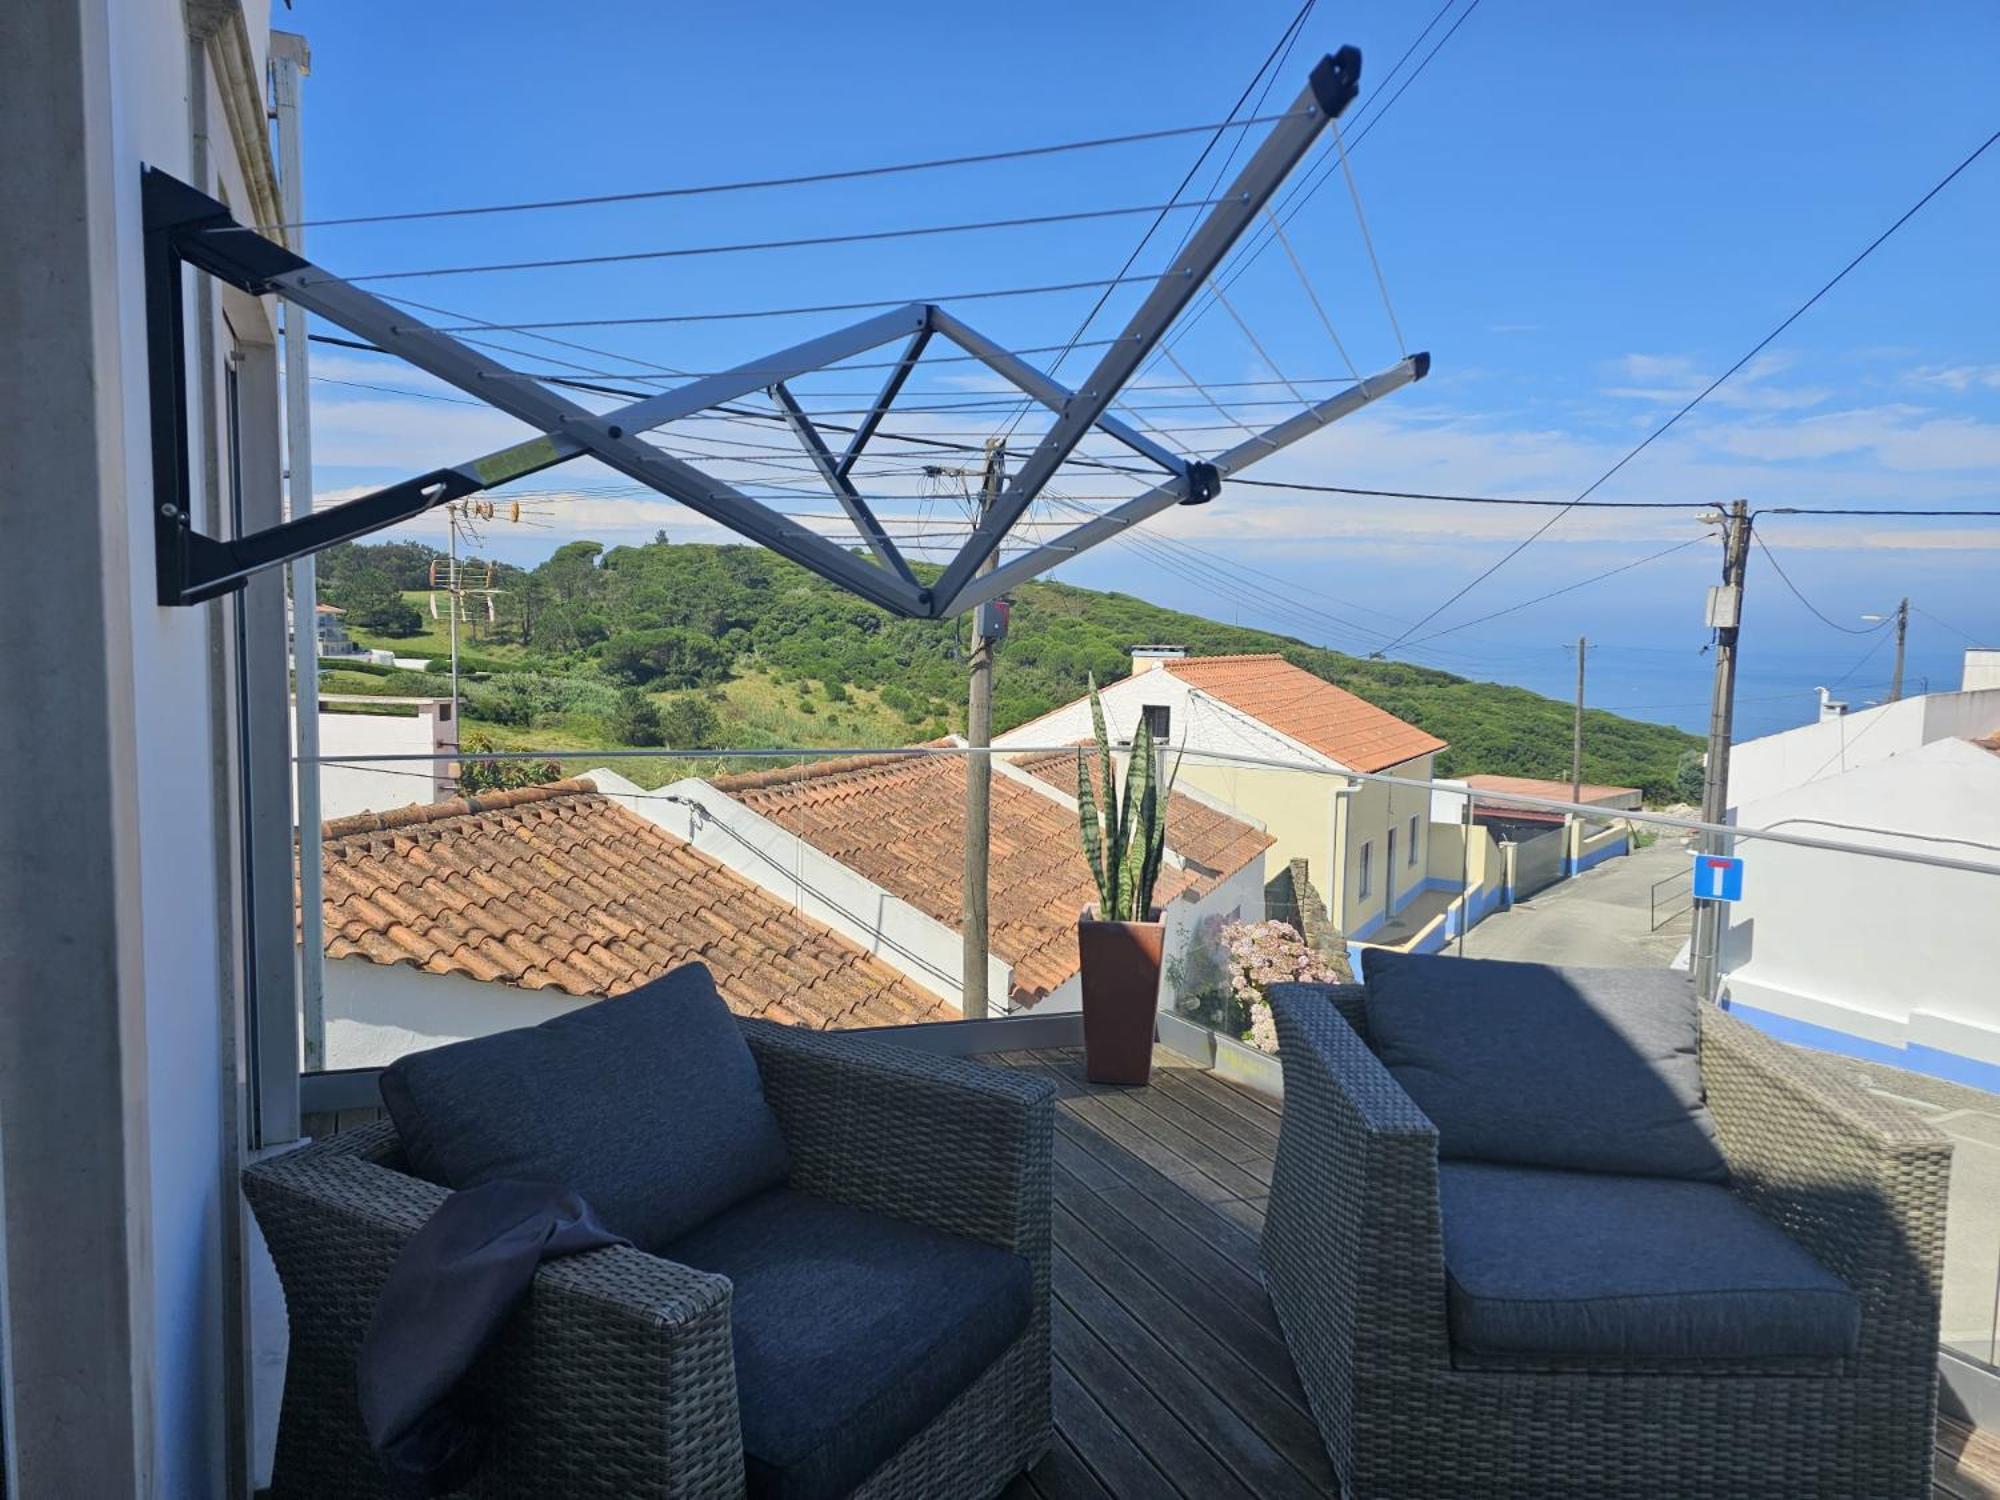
1692 854 1744 902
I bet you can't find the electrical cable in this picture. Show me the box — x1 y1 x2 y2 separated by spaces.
1751 534 1893 636
333 195 1244 283
421 271 1172 331
1395 537 1712 651
1913 604 1990 644
264 111 1309 231
1374 124 2000 657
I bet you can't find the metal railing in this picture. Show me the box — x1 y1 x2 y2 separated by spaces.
1650 865 1694 930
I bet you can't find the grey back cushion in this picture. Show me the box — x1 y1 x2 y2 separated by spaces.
380 963 791 1250
1362 951 1727 1182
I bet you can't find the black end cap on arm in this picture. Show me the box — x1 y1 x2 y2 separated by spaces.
1180 462 1223 506
1309 47 1363 121
1411 350 1432 381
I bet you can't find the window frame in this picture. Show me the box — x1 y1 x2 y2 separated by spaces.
1358 839 1373 900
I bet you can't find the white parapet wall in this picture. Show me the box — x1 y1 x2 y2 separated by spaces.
1727 688 2000 811
588 769 1009 1013
1721 737 2000 1088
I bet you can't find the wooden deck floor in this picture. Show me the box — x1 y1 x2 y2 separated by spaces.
986 1045 2000 1500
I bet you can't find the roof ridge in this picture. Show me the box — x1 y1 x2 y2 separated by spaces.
1162 652 1288 669
708 748 940 794
320 777 599 841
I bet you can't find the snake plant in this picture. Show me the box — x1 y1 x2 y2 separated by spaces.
1076 677 1176 922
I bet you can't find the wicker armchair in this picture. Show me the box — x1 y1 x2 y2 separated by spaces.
246 1018 1055 1500
1261 982 1952 1500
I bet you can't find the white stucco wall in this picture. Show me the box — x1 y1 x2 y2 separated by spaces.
293 702 457 819
1727 688 2000 811
1721 738 2000 1070
324 959 591 1069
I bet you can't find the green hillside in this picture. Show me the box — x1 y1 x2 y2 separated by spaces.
322 537 1700 800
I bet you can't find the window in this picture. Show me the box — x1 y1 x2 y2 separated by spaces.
1142 703 1171 743
1358 840 1373 899
1408 814 1420 865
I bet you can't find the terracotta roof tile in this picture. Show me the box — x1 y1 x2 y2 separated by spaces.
712 752 1243 1007
1158 654 1446 773
312 780 950 1029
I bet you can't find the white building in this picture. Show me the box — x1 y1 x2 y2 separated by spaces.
293 699 459 818
3 2 292 1490
1728 680 2000 812
1719 734 2000 1088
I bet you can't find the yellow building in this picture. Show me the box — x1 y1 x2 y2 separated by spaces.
995 650 1447 942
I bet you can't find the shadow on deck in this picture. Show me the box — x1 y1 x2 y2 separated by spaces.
987 1046 2000 1500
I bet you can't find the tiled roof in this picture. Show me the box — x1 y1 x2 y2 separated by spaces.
1008 748 1273 897
1161 654 1447 772
1465 774 1641 805
1976 731 2000 758
316 780 950 1029
711 753 1202 1008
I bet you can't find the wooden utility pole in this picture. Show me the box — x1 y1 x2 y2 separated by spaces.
962 439 1006 1019
1570 635 1588 806
1889 596 1909 702
1691 499 1751 1004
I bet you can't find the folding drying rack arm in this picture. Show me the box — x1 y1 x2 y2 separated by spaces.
143 46 1422 618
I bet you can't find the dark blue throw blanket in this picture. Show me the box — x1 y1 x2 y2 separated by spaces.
358 1179 627 1497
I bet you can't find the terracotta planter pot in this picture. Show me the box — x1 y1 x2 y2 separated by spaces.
1077 910 1165 1086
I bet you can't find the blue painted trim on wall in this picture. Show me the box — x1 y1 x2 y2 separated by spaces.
1348 908 1386 942
1568 837 1630 878
1723 999 2000 1095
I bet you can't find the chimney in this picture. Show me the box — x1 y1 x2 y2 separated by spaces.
1129 644 1188 676
1815 686 1848 723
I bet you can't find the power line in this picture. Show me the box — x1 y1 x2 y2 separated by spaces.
1132 0 1480 392
1373 124 2000 656
333 195 1245 284
1396 536 1711 651
1760 505 2000 518
1913 604 1990 644
1751 534 1891 636
997 0 1316 447
266 111 1309 231
423 271 1170 331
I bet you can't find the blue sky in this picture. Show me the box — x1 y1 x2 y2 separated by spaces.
290 1 2000 736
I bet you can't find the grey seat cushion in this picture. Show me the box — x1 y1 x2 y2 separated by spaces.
1439 1161 1860 1365
666 1187 1033 1500
380 963 789 1251
1364 950 1728 1181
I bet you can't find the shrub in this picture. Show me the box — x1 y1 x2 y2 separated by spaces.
610 689 664 747
596 628 731 689
659 694 721 750
456 733 563 795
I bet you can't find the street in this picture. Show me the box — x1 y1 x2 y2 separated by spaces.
1457 836 1693 968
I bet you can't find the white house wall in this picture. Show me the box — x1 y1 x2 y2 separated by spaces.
325 960 591 1069
1721 738 2000 1087
3 2 286 1492
293 704 456 820
589 769 998 1012
1727 688 2000 810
